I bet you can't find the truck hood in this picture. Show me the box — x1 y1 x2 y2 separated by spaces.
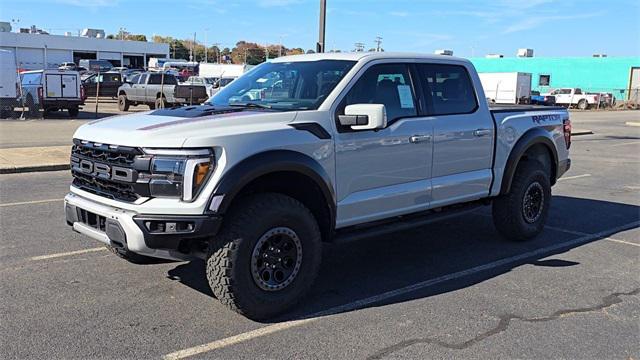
72 107 297 148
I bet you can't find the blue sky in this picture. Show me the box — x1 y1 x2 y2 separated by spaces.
1 0 639 57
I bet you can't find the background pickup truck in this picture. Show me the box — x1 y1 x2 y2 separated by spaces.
66 52 571 320
117 72 178 111
546 88 599 110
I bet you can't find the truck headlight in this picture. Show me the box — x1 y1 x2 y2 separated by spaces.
139 149 214 202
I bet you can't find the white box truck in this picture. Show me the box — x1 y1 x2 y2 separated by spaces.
0 49 19 118
479 72 532 104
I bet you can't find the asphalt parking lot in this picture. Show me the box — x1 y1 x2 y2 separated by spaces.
0 111 638 359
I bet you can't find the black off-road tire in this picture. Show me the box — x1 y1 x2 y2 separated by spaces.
206 193 322 320
26 95 39 118
68 106 79 117
118 94 130 111
492 160 551 241
106 244 158 264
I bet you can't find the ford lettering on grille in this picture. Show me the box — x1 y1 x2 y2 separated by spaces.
72 157 134 182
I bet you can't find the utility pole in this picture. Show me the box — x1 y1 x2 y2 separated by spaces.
317 0 326 53
190 32 196 61
212 42 221 63
374 36 382 52
354 42 365 52
204 28 209 63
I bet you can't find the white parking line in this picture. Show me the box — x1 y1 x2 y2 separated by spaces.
608 141 640 147
605 238 640 247
0 198 63 207
162 220 640 360
163 318 316 360
29 247 106 261
557 174 591 181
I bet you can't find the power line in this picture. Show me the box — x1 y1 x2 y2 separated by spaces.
354 42 365 52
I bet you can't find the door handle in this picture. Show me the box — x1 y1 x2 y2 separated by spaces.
473 129 492 137
409 134 432 143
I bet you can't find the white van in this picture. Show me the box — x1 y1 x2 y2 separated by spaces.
0 49 19 118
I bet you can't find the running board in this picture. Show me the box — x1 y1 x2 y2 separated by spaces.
333 201 485 244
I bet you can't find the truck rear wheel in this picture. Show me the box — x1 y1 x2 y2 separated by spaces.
577 99 588 110
118 94 130 111
206 193 322 320
154 97 166 109
68 106 79 117
492 160 551 241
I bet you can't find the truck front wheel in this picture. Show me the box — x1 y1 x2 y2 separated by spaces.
492 160 551 241
206 193 322 320
118 94 130 111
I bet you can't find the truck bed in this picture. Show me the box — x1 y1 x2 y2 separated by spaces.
489 104 565 113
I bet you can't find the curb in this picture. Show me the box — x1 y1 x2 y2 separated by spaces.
0 163 70 174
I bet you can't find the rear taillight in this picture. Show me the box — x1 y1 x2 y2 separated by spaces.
37 87 44 102
563 118 571 149
80 85 86 100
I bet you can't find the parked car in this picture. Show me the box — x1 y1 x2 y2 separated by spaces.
117 72 179 111
82 71 123 98
531 91 556 106
58 62 78 71
20 69 85 117
66 52 571 320
0 49 19 118
547 88 599 110
78 59 113 73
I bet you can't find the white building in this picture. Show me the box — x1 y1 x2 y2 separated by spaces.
0 31 169 70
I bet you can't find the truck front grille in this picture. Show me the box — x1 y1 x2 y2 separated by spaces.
70 139 150 202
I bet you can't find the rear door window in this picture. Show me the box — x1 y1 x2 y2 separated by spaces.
341 63 417 124
417 64 477 115
21 73 42 85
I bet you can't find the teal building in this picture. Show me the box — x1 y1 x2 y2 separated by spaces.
470 57 640 99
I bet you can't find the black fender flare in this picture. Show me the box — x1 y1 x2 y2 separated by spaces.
500 128 558 195
210 149 336 227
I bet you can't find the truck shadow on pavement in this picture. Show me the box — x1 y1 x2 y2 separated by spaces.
166 195 639 323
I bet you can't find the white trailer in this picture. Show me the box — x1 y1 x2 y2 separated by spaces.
479 72 532 104
198 63 252 79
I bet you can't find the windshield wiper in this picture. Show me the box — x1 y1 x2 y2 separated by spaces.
227 102 273 109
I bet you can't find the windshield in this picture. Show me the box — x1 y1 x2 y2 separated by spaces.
206 60 356 111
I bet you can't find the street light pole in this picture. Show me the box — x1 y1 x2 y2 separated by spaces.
317 0 326 53
204 28 209 63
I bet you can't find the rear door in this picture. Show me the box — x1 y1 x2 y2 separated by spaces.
61 74 78 98
45 74 63 98
415 63 494 207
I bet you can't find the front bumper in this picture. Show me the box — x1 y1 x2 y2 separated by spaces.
64 192 221 261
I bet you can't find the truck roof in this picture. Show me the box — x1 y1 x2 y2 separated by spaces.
270 52 471 64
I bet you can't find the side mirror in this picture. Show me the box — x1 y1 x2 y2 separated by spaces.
338 104 387 130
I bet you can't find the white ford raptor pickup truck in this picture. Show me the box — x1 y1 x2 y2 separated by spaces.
65 52 571 319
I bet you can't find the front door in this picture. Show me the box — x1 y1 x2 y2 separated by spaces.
333 63 433 228
415 63 494 207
